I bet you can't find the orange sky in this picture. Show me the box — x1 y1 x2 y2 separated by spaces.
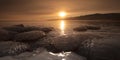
0 0 120 21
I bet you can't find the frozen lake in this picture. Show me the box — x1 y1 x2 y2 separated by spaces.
0 20 120 60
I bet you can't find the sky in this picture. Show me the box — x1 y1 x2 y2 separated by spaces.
0 0 120 21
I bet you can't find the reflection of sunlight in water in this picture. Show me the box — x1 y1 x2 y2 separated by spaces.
60 20 66 35
62 58 66 60
49 52 71 60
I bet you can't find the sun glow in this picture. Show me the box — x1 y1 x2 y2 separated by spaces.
59 11 67 18
58 11 67 35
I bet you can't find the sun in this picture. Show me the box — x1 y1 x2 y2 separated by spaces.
59 11 67 18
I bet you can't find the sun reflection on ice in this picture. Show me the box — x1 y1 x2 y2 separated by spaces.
49 52 71 57
49 52 71 60
62 58 66 60
60 20 66 35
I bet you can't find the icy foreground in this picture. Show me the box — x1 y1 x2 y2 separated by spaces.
0 23 120 60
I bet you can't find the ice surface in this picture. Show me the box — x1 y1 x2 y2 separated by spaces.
0 20 120 60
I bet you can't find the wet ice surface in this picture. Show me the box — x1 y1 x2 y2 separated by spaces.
0 20 120 60
0 49 86 60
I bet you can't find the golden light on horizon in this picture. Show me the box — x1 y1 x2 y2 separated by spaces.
59 11 67 18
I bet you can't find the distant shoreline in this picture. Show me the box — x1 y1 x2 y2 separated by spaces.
0 13 120 22
65 13 120 20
